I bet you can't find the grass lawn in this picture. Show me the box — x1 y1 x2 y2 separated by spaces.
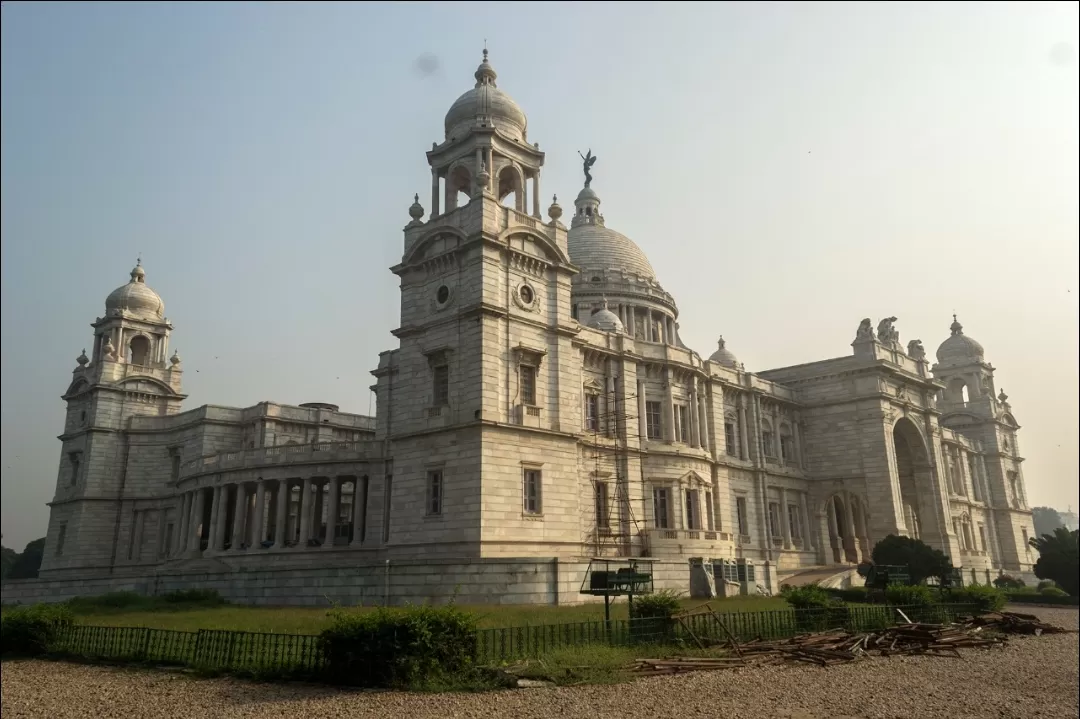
71 595 787 634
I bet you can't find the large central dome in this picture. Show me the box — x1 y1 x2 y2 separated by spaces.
443 50 527 142
566 187 657 281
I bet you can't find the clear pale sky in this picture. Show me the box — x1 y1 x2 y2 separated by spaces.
2 2 1077 550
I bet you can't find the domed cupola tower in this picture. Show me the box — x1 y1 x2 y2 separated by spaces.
566 154 681 346
427 49 545 218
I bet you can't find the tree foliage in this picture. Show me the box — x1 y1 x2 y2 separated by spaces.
870 534 953 584
1030 527 1079 596
1031 506 1065 540
6 538 46 580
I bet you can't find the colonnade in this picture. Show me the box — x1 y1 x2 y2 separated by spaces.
172 475 370 557
824 492 871 564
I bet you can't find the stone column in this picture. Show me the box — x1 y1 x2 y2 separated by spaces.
312 480 325 543
737 396 750 460
663 368 675 442
273 480 289 548
793 421 805 469
298 477 313 546
188 488 205 553
252 481 267 547
430 169 440 219
628 306 636 338
175 492 190 556
637 378 648 441
532 173 541 217
800 491 813 550
324 478 339 548
230 484 247 551
697 379 710 451
212 486 229 552
689 383 700 448
844 491 860 562
351 476 368 546
780 488 792 549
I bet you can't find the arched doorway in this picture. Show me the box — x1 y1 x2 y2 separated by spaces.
892 417 942 547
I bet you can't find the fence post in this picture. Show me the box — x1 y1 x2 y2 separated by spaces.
140 627 151 661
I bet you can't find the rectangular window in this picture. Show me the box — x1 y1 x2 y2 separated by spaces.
585 394 600 432
520 365 537 406
594 481 609 530
169 451 181 482
427 470 443 516
978 524 988 552
685 489 699 530
780 435 795 463
768 502 782 538
69 452 81 486
736 496 748 536
645 401 663 440
56 523 67 556
433 364 450 406
676 405 690 443
762 432 775 458
787 504 802 539
653 487 670 529
705 491 715 531
523 469 542 514
724 422 737 456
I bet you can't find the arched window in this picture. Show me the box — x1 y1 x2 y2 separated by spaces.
447 165 472 211
760 420 775 460
724 413 738 457
128 335 151 365
497 165 524 212
948 377 969 404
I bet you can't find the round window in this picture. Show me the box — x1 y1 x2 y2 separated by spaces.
436 285 450 304
519 285 534 304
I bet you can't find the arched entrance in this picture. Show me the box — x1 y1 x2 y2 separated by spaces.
892 417 943 546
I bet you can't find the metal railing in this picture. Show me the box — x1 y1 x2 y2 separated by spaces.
45 603 977 677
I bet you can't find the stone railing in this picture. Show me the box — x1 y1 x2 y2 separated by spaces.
647 529 731 543
179 441 381 479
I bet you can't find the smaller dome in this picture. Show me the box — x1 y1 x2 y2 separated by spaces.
443 50 527 142
105 259 164 320
587 299 625 334
935 315 984 366
709 336 740 368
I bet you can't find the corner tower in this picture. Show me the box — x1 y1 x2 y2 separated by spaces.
372 50 582 559
932 315 1034 572
40 260 185 576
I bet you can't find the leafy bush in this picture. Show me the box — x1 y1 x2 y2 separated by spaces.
1036 579 1057 591
993 574 1026 590
885 584 935 606
781 584 849 631
319 604 478 688
629 589 681 643
1039 586 1068 598
781 584 833 609
856 561 874 578
826 586 869 603
951 585 1006 612
1030 528 1079 596
66 591 148 611
870 535 952 585
162 588 225 605
1 603 74 657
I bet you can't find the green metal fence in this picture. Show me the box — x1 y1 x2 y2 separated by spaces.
45 603 977 678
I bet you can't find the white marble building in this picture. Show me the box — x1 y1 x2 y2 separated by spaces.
13 51 1036 605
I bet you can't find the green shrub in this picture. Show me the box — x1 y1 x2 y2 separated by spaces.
993 574 1025 590
65 591 150 612
161 588 225 605
781 585 849 631
629 589 681 643
884 584 934 606
1006 592 1079 606
1036 580 1057 591
951 585 1006 612
780 584 833 609
826 586 869 603
319 604 478 688
1 603 74 657
1039 586 1068 598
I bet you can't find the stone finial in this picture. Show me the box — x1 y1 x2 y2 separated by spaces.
998 389 1008 403
950 313 964 336
76 349 89 366
408 193 425 222
170 350 182 367
717 336 726 351
476 161 491 195
547 194 563 223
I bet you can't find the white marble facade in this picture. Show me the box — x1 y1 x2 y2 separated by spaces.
31 51 1036 599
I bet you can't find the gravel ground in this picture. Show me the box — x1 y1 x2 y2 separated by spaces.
2 607 1077 719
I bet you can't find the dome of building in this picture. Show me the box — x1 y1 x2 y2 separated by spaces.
586 300 625 334
105 260 165 320
444 50 527 142
935 315 984 366
567 186 657 281
709 336 740 368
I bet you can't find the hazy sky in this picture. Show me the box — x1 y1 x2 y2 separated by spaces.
2 2 1077 550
